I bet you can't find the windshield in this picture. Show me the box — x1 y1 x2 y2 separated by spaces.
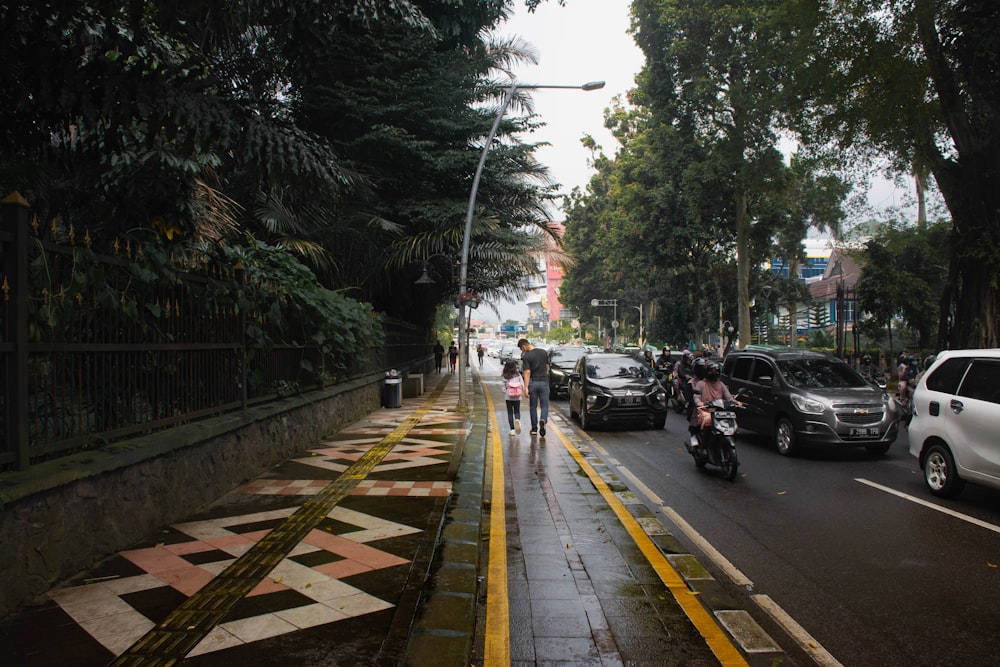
777 358 867 388
551 348 586 365
586 357 652 380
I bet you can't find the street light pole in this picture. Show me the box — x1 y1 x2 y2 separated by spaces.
456 79 605 408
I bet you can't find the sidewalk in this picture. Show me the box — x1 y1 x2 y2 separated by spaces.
0 366 793 666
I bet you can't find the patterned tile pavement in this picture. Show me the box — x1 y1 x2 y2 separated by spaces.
0 374 467 666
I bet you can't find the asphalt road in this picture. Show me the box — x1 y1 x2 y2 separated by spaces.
548 396 1000 667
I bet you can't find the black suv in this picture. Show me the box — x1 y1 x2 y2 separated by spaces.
722 348 899 455
548 346 588 398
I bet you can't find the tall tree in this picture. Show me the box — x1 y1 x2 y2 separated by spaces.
785 0 1000 348
631 0 792 349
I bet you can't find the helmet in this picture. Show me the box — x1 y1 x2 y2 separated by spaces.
924 354 936 370
706 361 721 381
683 350 694 362
662 346 670 354
861 354 872 364
693 357 708 380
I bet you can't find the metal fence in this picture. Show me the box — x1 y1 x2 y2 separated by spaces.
1 195 428 472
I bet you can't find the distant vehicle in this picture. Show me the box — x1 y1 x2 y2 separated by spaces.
722 348 899 456
498 343 521 368
909 349 1000 498
548 346 588 399
567 352 668 430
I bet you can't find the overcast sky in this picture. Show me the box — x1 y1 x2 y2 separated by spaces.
497 0 644 218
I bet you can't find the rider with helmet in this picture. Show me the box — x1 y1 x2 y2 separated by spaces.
655 346 672 373
690 361 740 435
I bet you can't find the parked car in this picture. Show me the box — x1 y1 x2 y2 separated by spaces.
722 348 899 456
908 349 1000 498
548 346 588 398
567 352 668 430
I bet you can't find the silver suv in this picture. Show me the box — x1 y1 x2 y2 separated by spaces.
722 348 899 456
909 349 1000 498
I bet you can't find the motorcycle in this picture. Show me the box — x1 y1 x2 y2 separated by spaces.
654 364 689 414
861 365 887 390
684 398 741 481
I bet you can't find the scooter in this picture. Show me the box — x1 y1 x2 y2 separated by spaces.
655 365 690 414
684 398 741 481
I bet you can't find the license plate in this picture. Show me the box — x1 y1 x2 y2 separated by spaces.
618 396 642 406
849 427 880 437
715 411 736 419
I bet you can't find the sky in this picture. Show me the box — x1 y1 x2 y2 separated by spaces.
490 1 642 321
496 0 644 218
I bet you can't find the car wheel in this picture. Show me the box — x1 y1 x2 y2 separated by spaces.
923 442 966 498
580 404 591 431
866 443 891 456
775 417 797 456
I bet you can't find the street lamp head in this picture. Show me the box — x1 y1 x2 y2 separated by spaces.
581 80 606 91
415 264 434 284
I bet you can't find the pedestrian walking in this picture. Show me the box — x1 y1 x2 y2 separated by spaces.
502 361 523 436
448 341 459 372
477 343 485 367
517 338 549 437
433 340 445 373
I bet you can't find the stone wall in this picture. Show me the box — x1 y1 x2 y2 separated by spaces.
0 374 382 620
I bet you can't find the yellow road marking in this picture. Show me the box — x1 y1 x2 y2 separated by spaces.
481 386 510 666
552 422 749 667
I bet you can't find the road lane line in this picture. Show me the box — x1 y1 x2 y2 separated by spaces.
481 382 510 666
613 461 664 505
552 422 749 666
660 506 754 590
855 478 1000 534
752 594 844 667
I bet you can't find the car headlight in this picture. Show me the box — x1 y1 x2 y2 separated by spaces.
790 393 825 415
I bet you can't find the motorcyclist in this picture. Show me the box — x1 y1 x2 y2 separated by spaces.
897 353 919 403
654 346 672 373
859 353 884 385
685 357 709 432
673 350 694 398
643 349 655 368
690 361 740 436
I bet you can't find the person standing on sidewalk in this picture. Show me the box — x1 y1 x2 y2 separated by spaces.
433 340 445 373
448 341 459 372
502 360 523 436
517 338 549 437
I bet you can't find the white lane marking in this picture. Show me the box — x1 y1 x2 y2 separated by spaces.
661 506 754 589
752 594 844 667
855 478 1000 535
612 462 664 505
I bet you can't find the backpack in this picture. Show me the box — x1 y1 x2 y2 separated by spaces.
506 377 523 398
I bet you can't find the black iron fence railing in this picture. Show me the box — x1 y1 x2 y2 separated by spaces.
0 195 428 472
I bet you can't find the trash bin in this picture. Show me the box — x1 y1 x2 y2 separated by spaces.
383 369 402 408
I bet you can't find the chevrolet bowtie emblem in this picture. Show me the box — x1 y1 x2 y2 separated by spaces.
854 408 868 414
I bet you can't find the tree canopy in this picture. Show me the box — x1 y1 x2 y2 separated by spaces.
0 0 566 331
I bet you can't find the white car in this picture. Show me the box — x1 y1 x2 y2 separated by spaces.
909 349 1000 498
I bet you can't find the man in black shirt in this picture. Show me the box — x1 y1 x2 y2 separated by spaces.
517 338 550 437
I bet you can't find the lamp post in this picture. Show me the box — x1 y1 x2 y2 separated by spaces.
633 304 643 348
456 78 605 408
761 284 773 344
